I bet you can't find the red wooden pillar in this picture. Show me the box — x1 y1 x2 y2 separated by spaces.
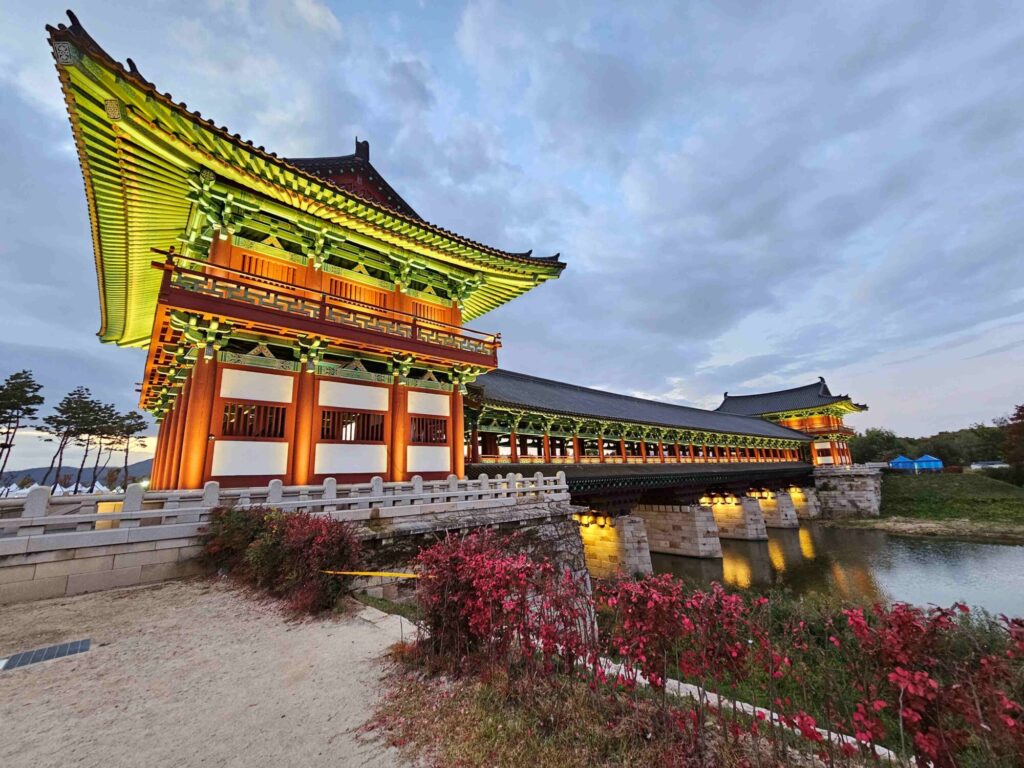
150 417 167 489
829 441 839 465
167 378 190 490
389 382 408 481
619 439 626 462
509 430 519 463
598 434 605 463
290 370 316 485
639 440 647 463
542 434 551 463
572 435 581 462
179 356 217 490
451 389 465 478
658 441 665 463
470 424 480 463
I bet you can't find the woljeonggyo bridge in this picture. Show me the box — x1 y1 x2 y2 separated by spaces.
19 12 881 589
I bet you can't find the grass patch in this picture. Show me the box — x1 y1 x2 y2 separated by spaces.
881 472 1024 524
367 661 852 768
353 592 421 622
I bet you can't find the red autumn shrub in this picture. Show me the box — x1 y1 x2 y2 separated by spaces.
407 534 1024 766
412 530 593 673
202 505 362 614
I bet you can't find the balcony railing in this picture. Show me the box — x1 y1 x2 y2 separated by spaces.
154 252 500 362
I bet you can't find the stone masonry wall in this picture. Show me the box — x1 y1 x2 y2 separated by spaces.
759 491 799 529
632 504 723 558
813 467 882 518
0 537 207 605
580 515 654 579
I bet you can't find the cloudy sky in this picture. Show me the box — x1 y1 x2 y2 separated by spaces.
2 1 1023 469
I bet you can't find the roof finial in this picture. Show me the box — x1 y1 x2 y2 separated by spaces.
355 137 369 161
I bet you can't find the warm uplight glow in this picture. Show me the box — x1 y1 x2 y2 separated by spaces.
767 540 786 573
722 553 752 589
799 528 816 560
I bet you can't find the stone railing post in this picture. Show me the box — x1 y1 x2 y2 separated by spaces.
17 486 51 536
119 483 146 528
323 477 337 513
267 479 283 505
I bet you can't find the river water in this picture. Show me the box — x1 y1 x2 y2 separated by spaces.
651 522 1024 616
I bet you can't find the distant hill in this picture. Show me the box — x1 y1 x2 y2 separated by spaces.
2 459 153 487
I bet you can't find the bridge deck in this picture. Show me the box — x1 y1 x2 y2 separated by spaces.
467 461 812 494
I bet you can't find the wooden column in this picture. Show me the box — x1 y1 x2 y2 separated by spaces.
290 371 316 485
572 435 581 462
619 439 626 462
451 389 465 479
150 417 167 490
829 441 839 465
509 430 519 463
167 379 190 490
388 381 408 481
542 434 551 463
658 441 665 463
639 440 647 463
178 357 217 489
470 423 480 464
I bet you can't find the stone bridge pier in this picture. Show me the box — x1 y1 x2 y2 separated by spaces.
708 496 769 541
754 490 799 529
631 504 723 559
788 486 821 519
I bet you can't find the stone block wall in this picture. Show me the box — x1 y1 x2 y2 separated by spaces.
0 537 207 605
759 491 799 529
632 504 723 558
813 467 882 518
713 499 769 541
790 487 821 519
579 515 654 579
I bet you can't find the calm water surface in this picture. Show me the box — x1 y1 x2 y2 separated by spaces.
652 522 1024 616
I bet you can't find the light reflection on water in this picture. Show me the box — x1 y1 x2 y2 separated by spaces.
651 522 1024 616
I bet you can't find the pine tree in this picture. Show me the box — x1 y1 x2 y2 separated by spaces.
0 370 44 491
40 387 95 490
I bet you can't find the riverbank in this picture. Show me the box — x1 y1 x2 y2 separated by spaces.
0 579 411 768
827 472 1024 543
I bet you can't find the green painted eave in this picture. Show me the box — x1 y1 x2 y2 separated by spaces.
47 16 564 346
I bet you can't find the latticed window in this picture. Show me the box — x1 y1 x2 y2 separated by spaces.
221 403 287 438
320 410 385 443
410 416 447 444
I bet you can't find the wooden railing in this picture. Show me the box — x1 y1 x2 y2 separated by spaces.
0 473 569 548
155 252 500 361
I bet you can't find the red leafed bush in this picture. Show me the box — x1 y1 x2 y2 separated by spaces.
202 506 362 614
412 529 594 673
409 532 1024 766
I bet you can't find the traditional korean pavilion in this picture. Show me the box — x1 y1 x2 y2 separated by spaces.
48 12 864 489
47 12 563 489
716 378 867 466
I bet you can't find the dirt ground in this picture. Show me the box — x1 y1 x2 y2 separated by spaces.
0 578 414 768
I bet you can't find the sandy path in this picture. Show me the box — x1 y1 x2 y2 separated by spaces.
0 579 413 768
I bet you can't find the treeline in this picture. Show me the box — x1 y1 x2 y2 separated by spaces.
0 370 148 494
850 403 1024 477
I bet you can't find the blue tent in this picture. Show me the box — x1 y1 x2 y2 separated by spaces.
889 455 916 471
914 454 944 472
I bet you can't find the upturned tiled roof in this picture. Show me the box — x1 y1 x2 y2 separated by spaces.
468 370 811 440
716 378 862 416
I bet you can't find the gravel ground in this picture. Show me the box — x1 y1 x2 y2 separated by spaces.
0 578 414 768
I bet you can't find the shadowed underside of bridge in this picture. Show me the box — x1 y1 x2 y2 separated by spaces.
466 461 813 513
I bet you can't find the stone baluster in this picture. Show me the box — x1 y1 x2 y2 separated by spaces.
18 486 51 536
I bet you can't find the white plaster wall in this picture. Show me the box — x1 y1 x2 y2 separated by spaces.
318 381 388 411
220 369 293 403
407 445 450 473
211 441 289 476
314 443 387 475
407 391 450 416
